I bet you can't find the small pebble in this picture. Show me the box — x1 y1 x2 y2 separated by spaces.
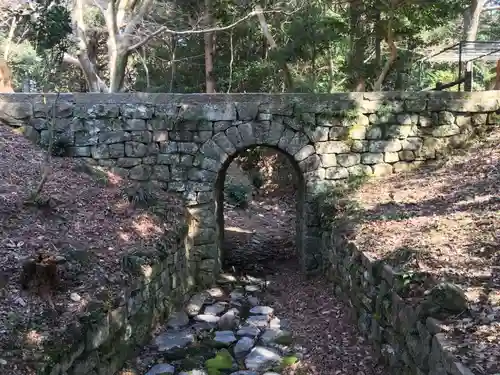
247 296 259 306
194 314 220 323
250 306 274 315
70 292 81 302
245 285 260 293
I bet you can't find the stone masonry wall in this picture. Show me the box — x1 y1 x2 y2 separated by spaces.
321 232 476 375
40 227 191 375
1 91 499 287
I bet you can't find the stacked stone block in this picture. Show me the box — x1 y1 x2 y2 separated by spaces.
321 227 476 375
34 227 190 375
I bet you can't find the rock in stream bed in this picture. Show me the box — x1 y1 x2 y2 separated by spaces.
127 274 304 375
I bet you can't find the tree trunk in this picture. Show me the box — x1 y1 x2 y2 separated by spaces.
255 6 294 91
204 0 216 93
462 0 487 86
0 57 14 92
3 16 18 60
108 35 130 93
169 35 177 92
495 60 500 89
70 0 107 92
76 52 104 92
374 9 382 71
327 47 335 93
348 0 366 91
373 17 397 91
108 50 129 92
464 0 487 42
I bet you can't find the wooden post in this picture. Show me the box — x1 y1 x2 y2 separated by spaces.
464 71 473 91
495 60 500 90
464 62 473 92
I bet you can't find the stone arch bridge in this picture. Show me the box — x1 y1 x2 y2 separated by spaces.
1 91 498 286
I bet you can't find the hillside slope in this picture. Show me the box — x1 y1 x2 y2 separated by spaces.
0 124 184 373
345 126 500 374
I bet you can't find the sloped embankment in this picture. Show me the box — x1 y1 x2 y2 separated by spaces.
0 124 185 373
334 126 500 374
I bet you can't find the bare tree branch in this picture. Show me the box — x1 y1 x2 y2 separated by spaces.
373 1 398 91
3 15 18 60
135 47 150 89
127 8 267 52
254 5 294 91
123 0 153 36
227 29 234 93
63 53 81 66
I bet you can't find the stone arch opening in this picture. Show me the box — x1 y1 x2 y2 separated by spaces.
214 144 306 274
187 119 325 286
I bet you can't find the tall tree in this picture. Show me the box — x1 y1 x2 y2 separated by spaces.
204 0 216 93
62 0 275 92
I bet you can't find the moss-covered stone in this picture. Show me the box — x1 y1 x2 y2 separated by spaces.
205 349 234 375
281 355 299 368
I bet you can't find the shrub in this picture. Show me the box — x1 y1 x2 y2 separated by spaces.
125 184 157 206
310 176 366 232
225 183 251 208
39 134 71 157
250 170 264 190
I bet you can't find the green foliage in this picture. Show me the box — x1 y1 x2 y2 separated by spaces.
72 163 110 186
250 171 264 190
125 185 157 206
23 1 72 53
2 0 498 93
225 184 251 208
39 134 71 157
280 355 299 369
5 0 73 89
311 176 366 232
205 349 233 375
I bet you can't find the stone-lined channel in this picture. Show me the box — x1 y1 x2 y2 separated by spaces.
120 274 305 375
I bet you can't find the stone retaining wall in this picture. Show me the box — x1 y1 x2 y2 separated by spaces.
41 232 191 375
1 91 499 287
321 233 473 375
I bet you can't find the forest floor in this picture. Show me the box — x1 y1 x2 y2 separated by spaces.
219 194 387 375
122 189 387 375
1 119 499 374
347 126 500 374
0 124 184 373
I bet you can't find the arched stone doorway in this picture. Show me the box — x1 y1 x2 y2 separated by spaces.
185 120 324 286
214 145 305 272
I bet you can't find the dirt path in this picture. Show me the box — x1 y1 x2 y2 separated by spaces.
263 261 385 375
222 194 386 375
119 191 386 375
222 195 296 271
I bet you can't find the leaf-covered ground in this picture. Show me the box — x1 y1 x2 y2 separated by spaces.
2 120 498 374
0 125 184 373
348 127 500 374
221 127 500 374
219 173 386 374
